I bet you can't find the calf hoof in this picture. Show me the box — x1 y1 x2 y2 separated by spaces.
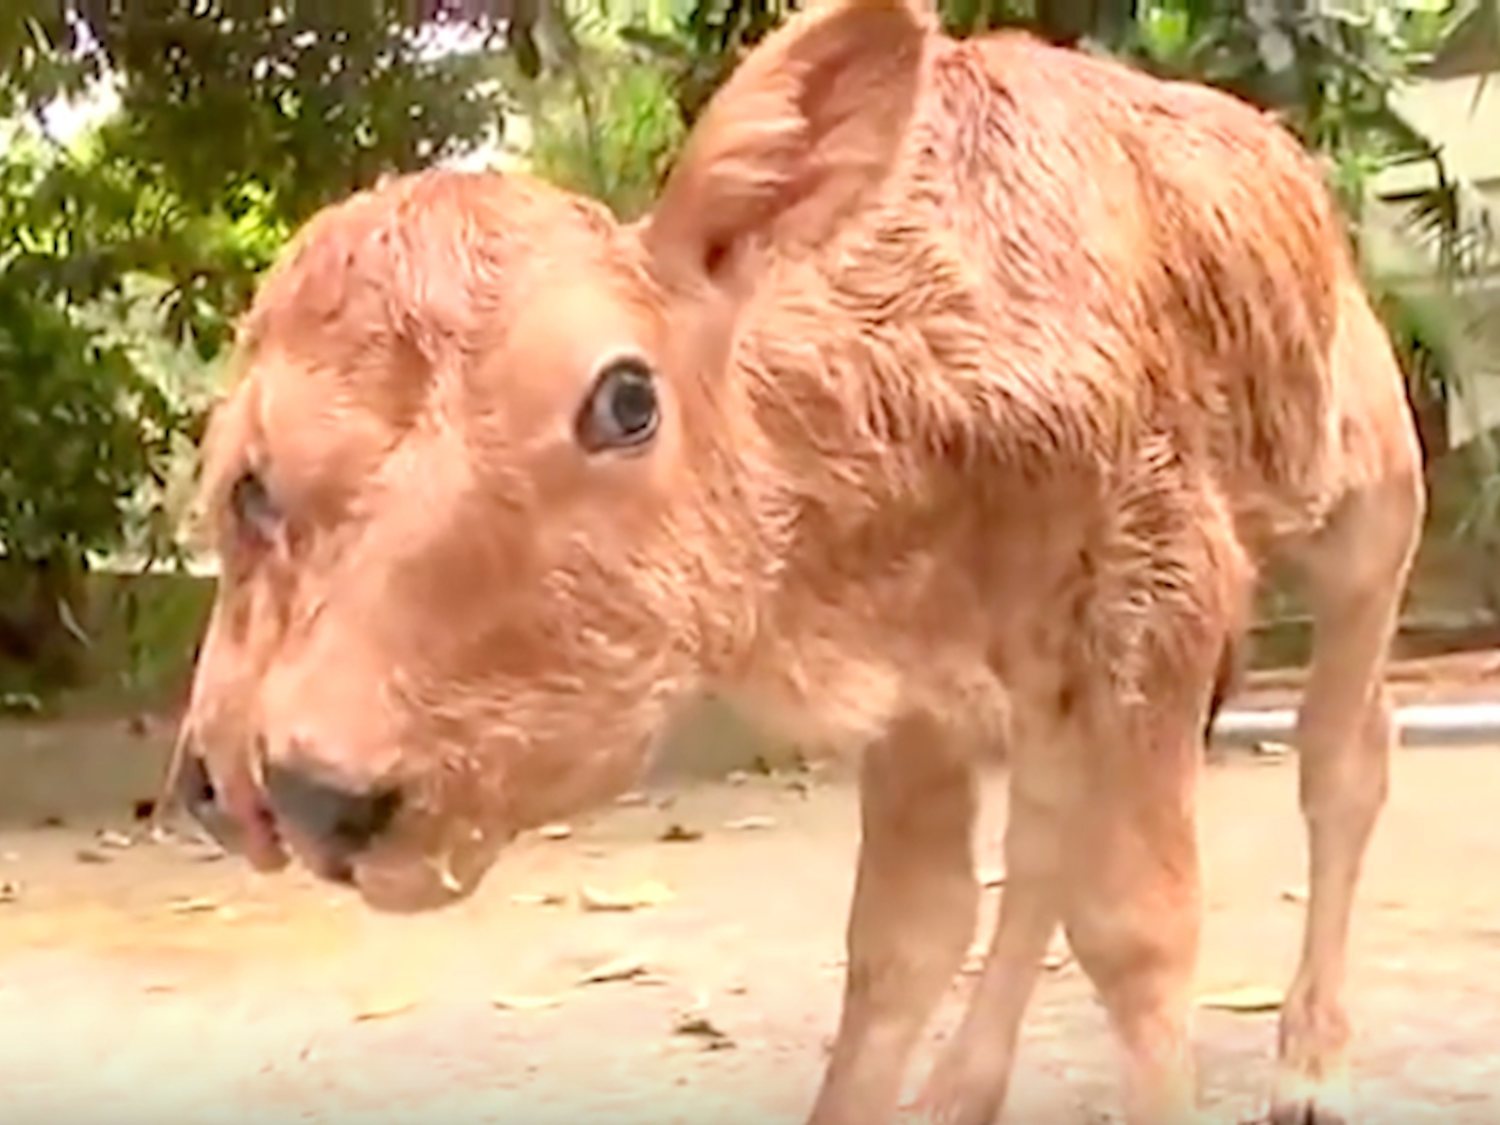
903 1057 1008 1125
1266 1074 1351 1125
1266 1103 1348 1125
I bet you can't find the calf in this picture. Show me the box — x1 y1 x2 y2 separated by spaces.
177 1 1423 1122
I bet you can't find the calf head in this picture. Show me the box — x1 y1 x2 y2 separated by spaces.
180 0 931 911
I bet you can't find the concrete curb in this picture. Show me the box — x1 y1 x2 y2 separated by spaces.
1213 701 1500 749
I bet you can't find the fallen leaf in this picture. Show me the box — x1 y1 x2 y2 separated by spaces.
579 879 674 912
537 823 573 840
1281 886 1309 904
1197 985 1283 1013
492 993 564 1012
353 994 419 1021
510 891 567 907
1 691 42 715
1042 948 1073 972
168 896 220 915
75 848 110 865
0 880 18 904
726 983 748 996
723 815 775 832
579 955 649 985
673 1013 735 1050
659 823 703 843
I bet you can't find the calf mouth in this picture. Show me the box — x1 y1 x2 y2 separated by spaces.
174 748 495 913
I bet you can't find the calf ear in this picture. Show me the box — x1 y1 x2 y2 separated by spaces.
644 0 932 287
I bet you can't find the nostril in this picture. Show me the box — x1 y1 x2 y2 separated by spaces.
175 752 248 854
263 760 401 858
177 752 217 809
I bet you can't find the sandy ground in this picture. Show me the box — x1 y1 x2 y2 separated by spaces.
0 736 1498 1125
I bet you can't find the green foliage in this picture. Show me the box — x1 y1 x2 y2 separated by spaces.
0 284 179 567
0 2 514 696
507 3 686 217
619 0 792 126
1121 2 1457 210
83 7 503 222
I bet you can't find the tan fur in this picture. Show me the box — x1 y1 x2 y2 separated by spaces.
182 2 1424 1121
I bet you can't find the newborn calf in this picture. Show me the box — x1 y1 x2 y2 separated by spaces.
180 2 1423 1122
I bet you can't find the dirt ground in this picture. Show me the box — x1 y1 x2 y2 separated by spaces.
0 729 1498 1125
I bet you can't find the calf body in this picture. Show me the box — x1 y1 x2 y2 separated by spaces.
181 2 1423 1122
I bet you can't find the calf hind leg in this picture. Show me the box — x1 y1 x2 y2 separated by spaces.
1273 461 1423 1124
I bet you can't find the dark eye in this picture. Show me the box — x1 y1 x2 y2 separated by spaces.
576 357 660 453
229 469 278 541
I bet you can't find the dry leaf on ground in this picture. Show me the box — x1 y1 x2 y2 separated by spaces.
961 940 987 975
353 993 419 1021
0 880 18 904
659 823 703 843
168 896 220 915
579 879 674 912
492 993 564 1012
579 955 649 985
510 891 567 907
723 816 775 832
673 1013 735 1050
1197 985 1284 1013
1281 886 1309 904
1042 947 1073 972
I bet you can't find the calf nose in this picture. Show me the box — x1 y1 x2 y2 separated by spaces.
263 759 401 868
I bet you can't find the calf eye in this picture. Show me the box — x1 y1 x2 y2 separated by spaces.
576 357 660 453
229 469 278 540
